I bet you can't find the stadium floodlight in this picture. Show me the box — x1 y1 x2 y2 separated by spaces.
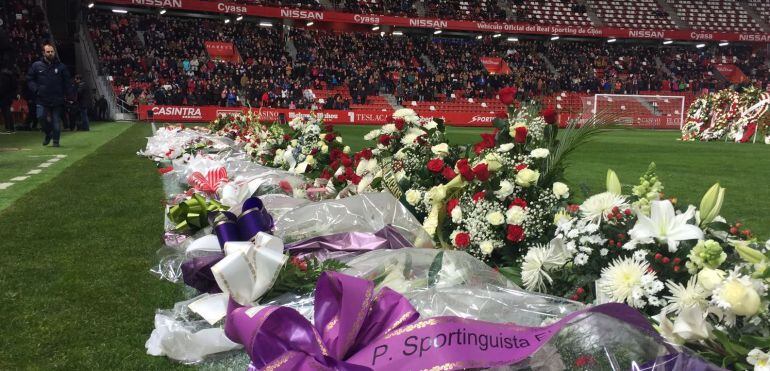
88 2 95 8
663 40 673 45
393 30 404 36
550 35 560 40
236 15 244 21
475 35 483 40
696 43 705 48
719 42 729 46
380 31 385 37
159 9 167 15
492 33 501 38
259 21 273 27
306 21 314 26
507 37 518 42
607 38 616 43
433 30 442 35
111 8 128 13
371 26 380 31
224 18 231 24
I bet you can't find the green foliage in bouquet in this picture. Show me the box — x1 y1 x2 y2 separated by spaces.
261 257 348 302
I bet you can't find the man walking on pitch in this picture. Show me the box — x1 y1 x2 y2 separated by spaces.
27 43 70 147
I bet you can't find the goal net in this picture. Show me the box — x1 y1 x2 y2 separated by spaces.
581 94 686 129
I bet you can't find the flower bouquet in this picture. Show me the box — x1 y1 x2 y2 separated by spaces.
421 104 593 269
346 108 464 216
520 164 770 370
221 248 720 370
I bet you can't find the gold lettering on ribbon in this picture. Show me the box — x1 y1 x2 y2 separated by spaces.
380 157 403 199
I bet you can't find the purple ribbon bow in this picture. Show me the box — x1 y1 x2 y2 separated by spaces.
211 197 274 249
224 272 704 371
285 225 413 262
225 272 420 370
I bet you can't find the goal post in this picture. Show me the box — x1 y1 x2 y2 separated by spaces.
584 94 686 129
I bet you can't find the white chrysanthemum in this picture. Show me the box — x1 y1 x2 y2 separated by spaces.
663 277 709 314
574 253 589 266
423 120 438 130
580 192 629 223
364 129 379 141
381 124 397 134
530 148 550 158
598 257 659 308
600 248 609 256
401 127 424 146
393 108 417 119
522 244 568 292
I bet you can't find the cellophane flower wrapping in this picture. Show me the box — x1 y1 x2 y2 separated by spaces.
256 248 716 371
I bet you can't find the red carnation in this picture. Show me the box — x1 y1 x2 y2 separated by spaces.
513 126 528 144
330 148 343 161
515 163 528 172
454 232 471 249
341 156 353 167
472 163 490 182
510 198 527 209
394 117 406 131
541 105 557 125
472 191 486 203
498 86 518 105
319 168 332 180
427 158 445 173
358 148 373 160
506 225 525 242
324 133 336 142
441 166 457 181
324 124 334 133
350 173 362 185
456 159 475 181
283 134 292 141
310 148 319 155
378 134 391 146
446 198 460 213
473 132 496 155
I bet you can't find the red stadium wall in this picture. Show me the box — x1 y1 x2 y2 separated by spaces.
137 105 505 127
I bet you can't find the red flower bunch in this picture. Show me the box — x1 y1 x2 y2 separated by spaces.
513 126 528 144
394 117 406 131
378 134 392 146
472 163 490 182
498 86 518 105
506 225 525 242
446 198 460 213
456 159 475 181
454 232 471 249
473 132 496 155
427 158 445 173
541 105 557 125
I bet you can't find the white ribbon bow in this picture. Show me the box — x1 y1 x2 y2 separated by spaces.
188 232 287 325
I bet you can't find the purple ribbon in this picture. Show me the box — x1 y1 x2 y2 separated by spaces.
285 225 413 262
211 197 274 249
180 253 224 293
225 272 687 371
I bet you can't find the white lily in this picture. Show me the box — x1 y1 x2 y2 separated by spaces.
628 200 704 253
672 306 712 341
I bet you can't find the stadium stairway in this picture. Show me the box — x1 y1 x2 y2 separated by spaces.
582 1 605 26
420 54 438 74
383 94 402 110
654 0 688 29
318 0 335 10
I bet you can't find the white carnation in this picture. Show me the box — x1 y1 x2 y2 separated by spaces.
479 240 495 255
552 182 569 199
451 207 463 223
486 211 505 226
405 189 422 206
506 206 526 225
494 180 514 199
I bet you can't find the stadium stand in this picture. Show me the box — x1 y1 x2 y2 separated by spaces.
509 0 592 26
83 8 769 114
333 0 418 17
667 0 764 32
746 0 770 25
587 0 677 29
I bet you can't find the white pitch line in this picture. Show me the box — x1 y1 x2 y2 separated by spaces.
56 154 67 158
10 176 28 182
47 158 61 163
0 182 13 190
27 169 42 175
38 163 52 168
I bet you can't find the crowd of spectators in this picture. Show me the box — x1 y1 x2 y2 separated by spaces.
425 0 507 21
86 10 769 111
333 0 417 17
200 0 322 10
